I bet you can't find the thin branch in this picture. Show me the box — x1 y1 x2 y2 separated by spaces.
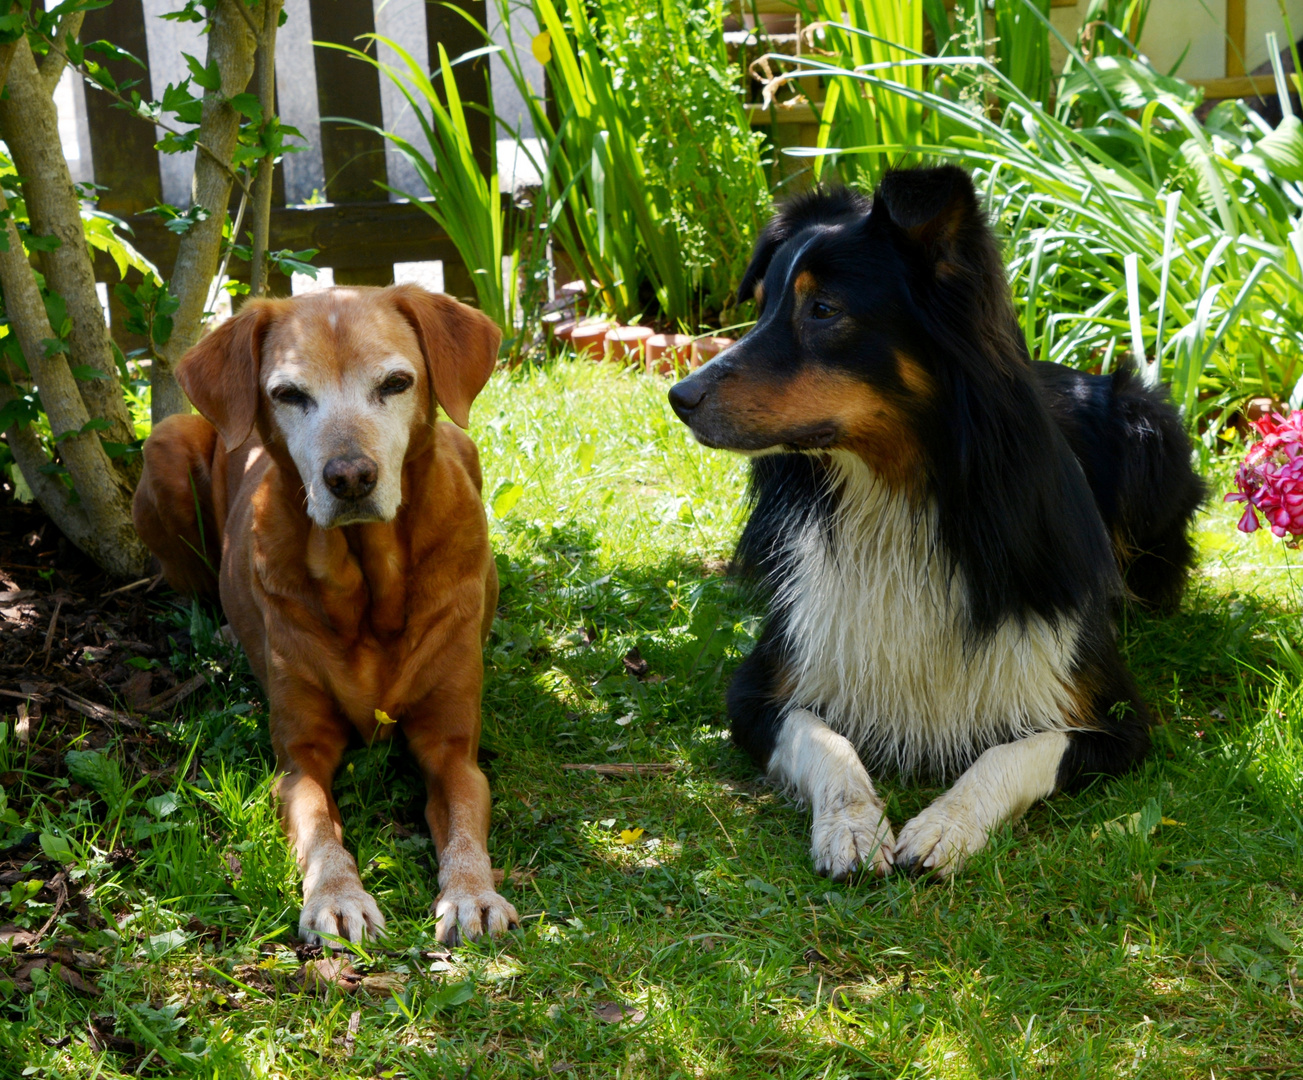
228 0 261 39
31 33 255 202
38 10 85 95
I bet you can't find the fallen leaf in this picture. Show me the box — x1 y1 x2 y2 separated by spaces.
622 648 650 679
297 956 362 995
359 971 407 996
491 866 538 887
592 1000 645 1024
619 827 644 845
224 852 243 880
0 925 39 949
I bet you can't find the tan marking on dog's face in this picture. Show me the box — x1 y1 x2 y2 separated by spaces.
793 270 818 300
710 367 923 490
261 289 428 529
753 281 766 309
895 352 934 398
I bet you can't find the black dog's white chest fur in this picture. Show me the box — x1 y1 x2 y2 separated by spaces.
774 453 1083 778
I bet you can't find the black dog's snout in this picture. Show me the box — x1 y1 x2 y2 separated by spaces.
323 455 378 500
668 377 707 421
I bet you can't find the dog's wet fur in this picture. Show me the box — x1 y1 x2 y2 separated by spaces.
669 166 1204 879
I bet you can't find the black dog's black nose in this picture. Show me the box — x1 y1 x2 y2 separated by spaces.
668 378 706 420
323 455 378 500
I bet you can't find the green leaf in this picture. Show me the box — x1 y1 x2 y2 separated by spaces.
39 832 75 863
84 39 146 68
490 480 525 517
1060 55 1202 111
575 441 595 475
426 980 475 1011
65 749 126 810
145 928 190 959
145 792 181 819
183 52 222 92
1238 115 1303 182
69 365 111 381
23 232 61 253
228 92 263 125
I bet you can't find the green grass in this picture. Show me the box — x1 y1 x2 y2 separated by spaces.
3 358 1302 1078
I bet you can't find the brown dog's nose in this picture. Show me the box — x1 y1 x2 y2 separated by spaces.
323 456 378 500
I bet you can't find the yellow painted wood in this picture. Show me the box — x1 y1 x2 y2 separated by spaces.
1226 0 1247 77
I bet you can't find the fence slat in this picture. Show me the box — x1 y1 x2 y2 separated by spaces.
81 0 162 351
308 0 392 285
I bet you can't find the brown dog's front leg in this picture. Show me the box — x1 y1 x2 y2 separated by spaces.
405 706 518 946
273 687 385 947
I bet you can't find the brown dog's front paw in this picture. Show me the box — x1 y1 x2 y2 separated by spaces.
300 880 386 947
433 888 519 946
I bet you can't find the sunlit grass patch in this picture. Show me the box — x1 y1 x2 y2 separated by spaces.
2 359 1301 1079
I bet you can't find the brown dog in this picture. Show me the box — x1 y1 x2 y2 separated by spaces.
133 284 518 947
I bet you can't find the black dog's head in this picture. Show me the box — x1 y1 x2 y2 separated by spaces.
668 166 1025 491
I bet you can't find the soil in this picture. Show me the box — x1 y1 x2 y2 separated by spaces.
0 479 203 961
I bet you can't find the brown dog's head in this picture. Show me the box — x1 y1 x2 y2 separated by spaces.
177 285 500 528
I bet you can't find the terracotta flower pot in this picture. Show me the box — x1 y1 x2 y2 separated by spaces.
571 319 615 360
645 333 694 375
692 336 735 365
1246 397 1283 422
556 280 593 317
605 325 653 364
544 310 577 341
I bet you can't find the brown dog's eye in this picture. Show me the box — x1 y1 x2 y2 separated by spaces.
271 385 311 408
810 301 839 321
379 373 413 397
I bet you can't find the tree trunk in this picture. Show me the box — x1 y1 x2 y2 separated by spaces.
0 33 138 458
0 194 149 577
153 0 258 423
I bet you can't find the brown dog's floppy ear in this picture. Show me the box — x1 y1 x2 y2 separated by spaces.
176 300 278 451
872 165 981 274
389 284 501 428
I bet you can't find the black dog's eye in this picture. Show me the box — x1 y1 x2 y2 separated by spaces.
810 300 839 321
379 373 414 397
271 385 311 408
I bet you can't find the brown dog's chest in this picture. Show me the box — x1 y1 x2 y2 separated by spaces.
241 449 492 739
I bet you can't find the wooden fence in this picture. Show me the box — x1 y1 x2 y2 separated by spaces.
84 0 493 350
83 0 1292 350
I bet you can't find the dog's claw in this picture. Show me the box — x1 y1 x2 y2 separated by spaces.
433 888 519 946
811 802 895 881
299 879 386 948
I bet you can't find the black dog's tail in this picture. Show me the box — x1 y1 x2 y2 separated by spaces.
1033 361 1206 611
1106 367 1206 609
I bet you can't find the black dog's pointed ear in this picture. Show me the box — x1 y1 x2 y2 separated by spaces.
737 230 783 305
871 166 982 276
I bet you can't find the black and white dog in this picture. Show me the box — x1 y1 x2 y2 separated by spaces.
668 166 1203 879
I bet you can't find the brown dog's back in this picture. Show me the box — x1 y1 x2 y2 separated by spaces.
134 413 223 600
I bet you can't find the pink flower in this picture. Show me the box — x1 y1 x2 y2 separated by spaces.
1225 409 1303 537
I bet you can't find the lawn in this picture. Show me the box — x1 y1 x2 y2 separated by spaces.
2 357 1301 1079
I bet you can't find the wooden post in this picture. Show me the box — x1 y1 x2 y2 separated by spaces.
1226 0 1247 78
425 0 491 301
80 0 163 351
308 0 392 286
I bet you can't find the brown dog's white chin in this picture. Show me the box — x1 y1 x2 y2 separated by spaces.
319 503 388 528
